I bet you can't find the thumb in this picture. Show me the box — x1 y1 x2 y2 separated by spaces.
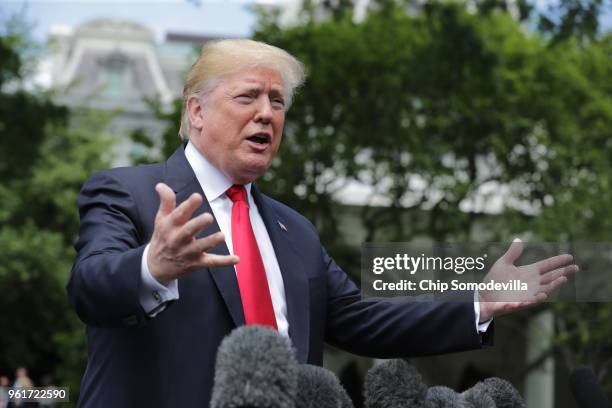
501 238 523 264
155 183 176 218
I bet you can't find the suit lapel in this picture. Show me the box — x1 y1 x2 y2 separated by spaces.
162 146 309 360
252 185 310 363
163 146 245 328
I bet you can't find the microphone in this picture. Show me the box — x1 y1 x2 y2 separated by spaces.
363 359 428 408
570 367 612 408
460 384 496 408
426 386 462 407
295 364 354 408
471 377 525 408
426 385 496 408
210 325 298 408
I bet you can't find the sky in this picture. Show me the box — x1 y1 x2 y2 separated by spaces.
1 0 610 43
0 0 285 41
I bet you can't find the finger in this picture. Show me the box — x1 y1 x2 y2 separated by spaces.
501 238 523 264
510 296 546 312
517 298 545 311
175 213 215 244
531 253 574 273
515 299 541 310
540 264 579 285
197 253 240 268
492 299 540 316
185 231 226 254
155 183 176 218
170 193 203 226
538 276 568 296
534 292 548 302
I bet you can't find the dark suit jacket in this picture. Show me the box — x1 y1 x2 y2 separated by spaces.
68 145 492 407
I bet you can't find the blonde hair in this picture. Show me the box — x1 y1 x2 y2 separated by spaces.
178 39 305 140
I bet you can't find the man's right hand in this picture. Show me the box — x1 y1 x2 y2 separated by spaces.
147 182 239 285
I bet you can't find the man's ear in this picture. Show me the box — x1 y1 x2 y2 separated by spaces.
186 96 205 130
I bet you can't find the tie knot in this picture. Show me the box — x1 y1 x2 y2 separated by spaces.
226 185 248 204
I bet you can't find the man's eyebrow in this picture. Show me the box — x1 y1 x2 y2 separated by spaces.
230 83 285 98
269 88 285 98
232 84 262 93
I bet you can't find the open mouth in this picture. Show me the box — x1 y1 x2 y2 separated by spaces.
246 133 271 145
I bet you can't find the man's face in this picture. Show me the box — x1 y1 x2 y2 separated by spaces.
189 66 286 185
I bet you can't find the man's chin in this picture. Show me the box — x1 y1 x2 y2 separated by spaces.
229 163 270 185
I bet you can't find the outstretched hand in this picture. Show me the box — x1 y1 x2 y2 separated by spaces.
147 183 239 285
478 239 578 322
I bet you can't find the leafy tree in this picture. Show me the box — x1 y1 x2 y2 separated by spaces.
0 18 67 181
539 0 611 43
129 98 182 165
254 0 612 392
0 15 114 400
529 33 612 384
252 3 555 263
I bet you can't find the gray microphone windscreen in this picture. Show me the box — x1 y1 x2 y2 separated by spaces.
426 385 462 408
364 359 427 408
210 325 298 408
473 377 525 408
461 384 497 408
295 364 354 408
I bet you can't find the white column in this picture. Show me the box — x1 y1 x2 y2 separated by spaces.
525 310 555 408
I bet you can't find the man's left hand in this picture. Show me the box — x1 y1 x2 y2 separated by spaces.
478 239 579 322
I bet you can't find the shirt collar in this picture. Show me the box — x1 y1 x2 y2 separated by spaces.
184 141 253 202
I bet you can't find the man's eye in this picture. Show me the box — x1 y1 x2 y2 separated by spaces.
236 94 254 102
272 98 285 108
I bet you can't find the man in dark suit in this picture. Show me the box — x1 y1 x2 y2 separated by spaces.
68 39 575 407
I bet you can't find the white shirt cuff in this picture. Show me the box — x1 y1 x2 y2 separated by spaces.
474 291 492 333
139 243 179 317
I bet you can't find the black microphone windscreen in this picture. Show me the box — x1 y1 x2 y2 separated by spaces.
473 377 525 408
364 359 427 408
295 364 354 408
210 325 298 408
570 367 612 408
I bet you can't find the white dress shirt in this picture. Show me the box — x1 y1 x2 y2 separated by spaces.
139 142 491 335
139 142 289 336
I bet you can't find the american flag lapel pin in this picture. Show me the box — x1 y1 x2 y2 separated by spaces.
278 221 288 232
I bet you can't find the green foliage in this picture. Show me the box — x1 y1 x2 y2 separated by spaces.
0 30 68 181
0 17 113 399
252 0 612 387
539 0 611 43
0 114 113 390
129 98 183 165
530 34 612 240
0 225 70 369
526 33 612 384
253 4 553 254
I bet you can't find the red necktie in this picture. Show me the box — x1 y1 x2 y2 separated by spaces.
226 185 278 330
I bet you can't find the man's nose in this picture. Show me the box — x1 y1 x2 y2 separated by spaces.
254 97 273 124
